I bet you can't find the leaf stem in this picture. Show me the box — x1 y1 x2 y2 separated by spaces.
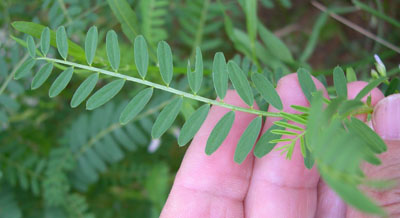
37 57 281 117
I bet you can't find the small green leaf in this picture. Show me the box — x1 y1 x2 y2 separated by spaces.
385 78 399 96
187 47 203 94
31 62 53 90
134 35 149 79
212 52 228 100
86 79 125 110
56 26 68 60
49 67 73 98
290 105 310 113
14 58 36 80
346 67 357 82
271 129 298 136
303 139 314 169
254 124 285 158
151 97 183 138
205 111 235 155
106 30 120 71
355 77 386 101
274 121 304 131
346 117 387 153
70 73 99 108
251 73 283 110
234 116 262 164
297 68 316 102
228 61 253 106
333 66 347 98
85 26 98 65
258 23 294 63
26 36 36 58
40 27 50 56
157 41 173 85
178 104 210 146
280 112 307 125
119 88 153 125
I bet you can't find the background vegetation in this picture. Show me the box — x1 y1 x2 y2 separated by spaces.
0 0 399 217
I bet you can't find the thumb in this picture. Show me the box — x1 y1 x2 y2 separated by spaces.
346 94 400 218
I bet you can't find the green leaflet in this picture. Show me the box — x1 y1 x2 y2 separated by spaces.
346 67 357 82
40 27 50 56
106 30 120 71
85 26 98 66
157 41 173 85
134 35 149 79
106 0 139 41
178 104 210 146
119 88 153 125
151 97 183 138
205 111 235 155
14 58 36 80
258 23 294 63
49 67 74 98
56 26 68 60
234 116 262 164
31 62 53 90
297 68 316 102
385 78 399 96
12 21 86 62
354 77 386 101
70 73 99 108
251 73 283 110
274 120 304 131
86 79 125 110
333 66 347 98
303 138 314 169
187 47 203 94
26 36 36 58
212 52 228 100
228 61 253 106
346 117 387 153
254 124 285 158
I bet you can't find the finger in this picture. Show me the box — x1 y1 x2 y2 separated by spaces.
346 94 400 218
161 90 258 218
244 73 328 218
315 81 384 218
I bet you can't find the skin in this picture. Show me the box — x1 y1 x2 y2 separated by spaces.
161 73 400 218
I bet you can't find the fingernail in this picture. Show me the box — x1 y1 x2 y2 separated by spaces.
372 94 400 140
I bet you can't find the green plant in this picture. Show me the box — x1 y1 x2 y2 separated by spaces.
1 0 400 217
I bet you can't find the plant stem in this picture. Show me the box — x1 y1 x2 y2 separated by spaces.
37 57 281 117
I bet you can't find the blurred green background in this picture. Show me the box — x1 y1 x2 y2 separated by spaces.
0 0 399 217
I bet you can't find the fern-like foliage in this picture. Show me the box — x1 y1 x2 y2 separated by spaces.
0 185 22 218
140 0 169 47
10 21 399 215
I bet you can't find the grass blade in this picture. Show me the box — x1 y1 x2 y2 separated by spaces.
228 61 253 107
205 111 235 155
178 104 210 146
70 73 99 108
86 79 125 110
119 88 153 125
49 67 73 98
234 116 262 164
151 97 183 138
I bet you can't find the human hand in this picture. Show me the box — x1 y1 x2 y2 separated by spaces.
160 73 400 218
